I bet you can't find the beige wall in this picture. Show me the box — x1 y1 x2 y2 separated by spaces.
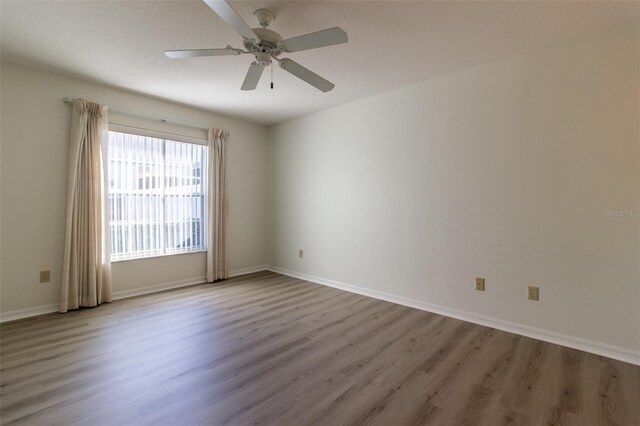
267 23 640 352
0 62 269 315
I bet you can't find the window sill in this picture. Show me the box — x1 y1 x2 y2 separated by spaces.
111 249 206 264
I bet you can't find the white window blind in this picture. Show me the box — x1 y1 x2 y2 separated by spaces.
107 131 208 261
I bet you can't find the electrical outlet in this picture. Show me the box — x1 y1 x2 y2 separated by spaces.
40 270 50 283
528 286 539 301
475 277 485 291
298 249 304 259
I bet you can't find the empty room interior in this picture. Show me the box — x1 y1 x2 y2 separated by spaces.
1 1 639 425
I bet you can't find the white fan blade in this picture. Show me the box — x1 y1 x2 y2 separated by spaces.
279 59 335 92
241 62 265 91
281 27 348 52
203 0 260 43
165 47 237 58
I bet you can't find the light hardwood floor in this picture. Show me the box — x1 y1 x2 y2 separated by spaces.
1 271 639 425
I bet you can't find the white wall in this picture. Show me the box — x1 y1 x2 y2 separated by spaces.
1 23 638 361
267 23 640 353
0 62 269 315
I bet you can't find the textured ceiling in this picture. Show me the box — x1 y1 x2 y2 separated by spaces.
2 1 639 125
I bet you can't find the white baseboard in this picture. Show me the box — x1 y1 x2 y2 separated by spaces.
229 265 270 277
4 264 636 366
0 265 269 323
265 265 640 366
0 303 59 323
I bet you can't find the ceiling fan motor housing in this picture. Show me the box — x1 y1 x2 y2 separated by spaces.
243 27 283 61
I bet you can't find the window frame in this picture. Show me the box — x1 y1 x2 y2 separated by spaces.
106 125 209 262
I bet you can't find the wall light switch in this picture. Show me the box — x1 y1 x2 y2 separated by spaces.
298 249 304 259
476 277 485 291
40 270 51 283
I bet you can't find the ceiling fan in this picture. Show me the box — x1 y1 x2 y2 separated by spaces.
165 0 348 92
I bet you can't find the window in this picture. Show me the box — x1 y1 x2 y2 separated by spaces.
107 131 208 261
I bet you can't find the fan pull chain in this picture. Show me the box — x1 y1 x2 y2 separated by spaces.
270 63 274 89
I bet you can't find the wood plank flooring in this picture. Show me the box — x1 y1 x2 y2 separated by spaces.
1 271 639 425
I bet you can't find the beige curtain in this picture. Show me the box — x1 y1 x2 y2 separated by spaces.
60 99 112 313
207 128 228 282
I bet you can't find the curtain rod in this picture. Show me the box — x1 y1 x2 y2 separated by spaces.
62 97 229 135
